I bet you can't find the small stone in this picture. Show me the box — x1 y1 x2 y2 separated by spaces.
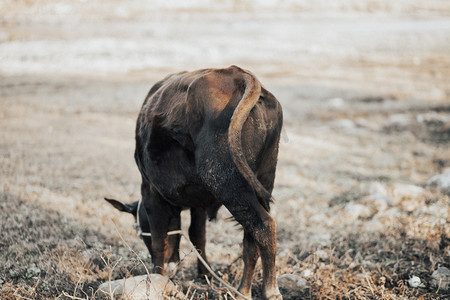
379 207 401 219
372 195 392 211
310 232 332 246
418 203 448 218
431 266 450 291
417 112 450 124
315 249 329 261
327 97 345 108
368 182 388 197
344 203 372 219
362 194 392 212
301 269 313 278
387 114 414 127
98 274 182 300
334 119 355 129
427 173 450 195
308 213 327 223
407 275 424 288
277 274 309 296
26 264 41 279
392 184 425 203
363 218 385 233
355 273 366 282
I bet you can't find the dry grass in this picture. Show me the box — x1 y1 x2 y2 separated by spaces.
1 75 449 300
1 73 449 300
1 1 450 299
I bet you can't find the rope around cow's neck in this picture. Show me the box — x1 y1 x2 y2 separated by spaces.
134 199 251 300
135 199 181 237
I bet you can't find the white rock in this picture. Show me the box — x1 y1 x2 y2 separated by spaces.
417 112 450 124
379 207 402 219
427 173 450 195
278 248 291 257
344 203 372 219
98 274 182 300
407 275 423 288
387 114 414 127
355 118 379 130
315 249 329 261
354 117 368 127
362 194 392 212
372 195 392 211
428 88 446 101
277 274 309 294
368 182 388 197
363 218 385 233
418 203 448 219
431 266 450 291
301 269 313 278
310 232 332 246
403 199 423 212
308 213 327 224
327 97 345 108
334 119 355 129
392 184 425 203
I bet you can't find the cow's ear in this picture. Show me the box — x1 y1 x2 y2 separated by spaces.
104 198 138 216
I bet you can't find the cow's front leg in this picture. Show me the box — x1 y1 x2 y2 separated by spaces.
189 207 208 276
166 211 181 263
149 226 168 274
142 183 170 275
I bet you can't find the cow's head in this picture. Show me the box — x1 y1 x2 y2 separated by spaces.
104 197 152 235
104 198 152 246
104 198 180 265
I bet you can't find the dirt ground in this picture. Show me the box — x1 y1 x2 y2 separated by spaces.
1 1 449 299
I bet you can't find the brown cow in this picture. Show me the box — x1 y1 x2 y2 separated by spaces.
106 66 283 299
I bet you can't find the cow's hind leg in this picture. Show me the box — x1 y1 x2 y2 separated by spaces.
230 190 281 300
255 212 281 300
238 196 281 300
201 172 282 300
238 231 260 298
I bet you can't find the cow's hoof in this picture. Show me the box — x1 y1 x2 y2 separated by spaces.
165 262 178 277
265 291 283 300
198 266 209 277
266 295 282 300
237 286 252 300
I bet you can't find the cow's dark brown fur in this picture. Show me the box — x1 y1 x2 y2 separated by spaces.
107 66 283 299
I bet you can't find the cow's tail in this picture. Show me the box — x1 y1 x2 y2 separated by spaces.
228 72 274 210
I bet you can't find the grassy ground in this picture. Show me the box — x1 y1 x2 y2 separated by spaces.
1 1 449 299
1 74 448 299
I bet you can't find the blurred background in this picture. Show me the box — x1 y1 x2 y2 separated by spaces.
1 1 449 299
1 0 449 96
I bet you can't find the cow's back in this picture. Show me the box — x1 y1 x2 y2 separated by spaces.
134 66 281 207
137 66 251 135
